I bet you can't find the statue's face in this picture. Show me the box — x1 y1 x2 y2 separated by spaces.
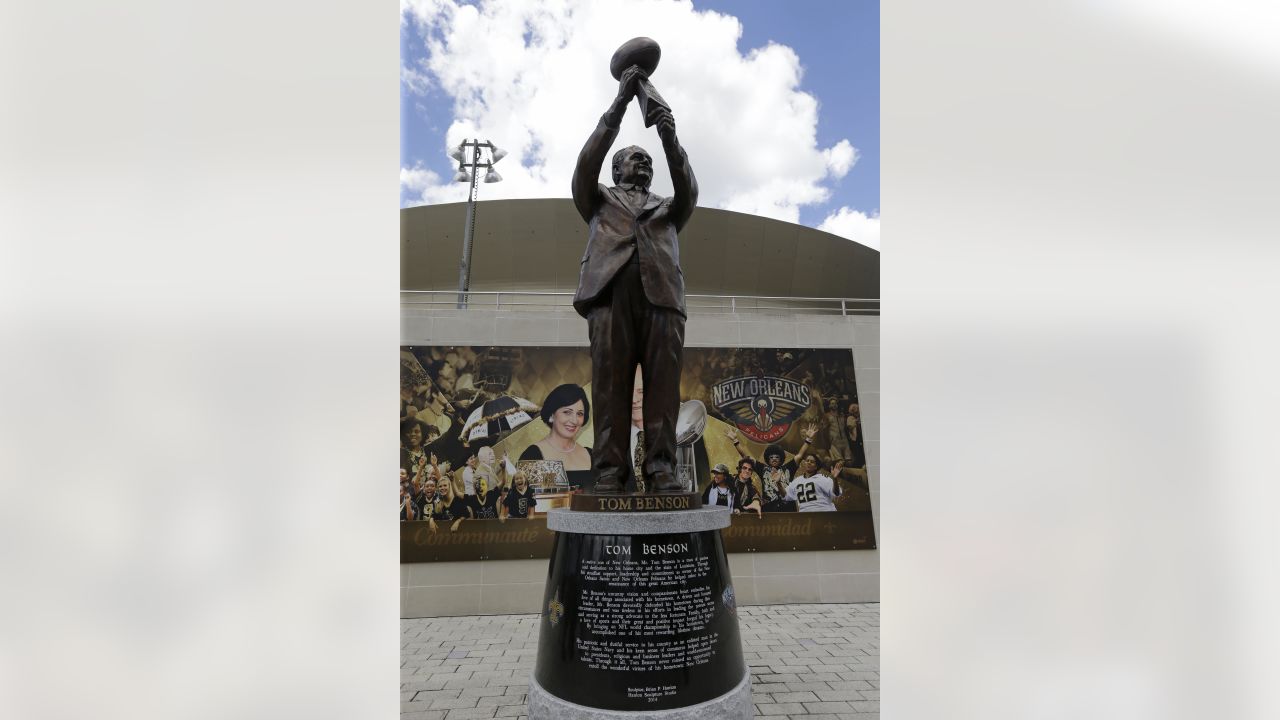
616 147 652 186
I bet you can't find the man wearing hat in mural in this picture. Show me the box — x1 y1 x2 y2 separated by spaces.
701 463 735 509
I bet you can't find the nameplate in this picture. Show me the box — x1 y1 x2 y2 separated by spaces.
570 492 702 512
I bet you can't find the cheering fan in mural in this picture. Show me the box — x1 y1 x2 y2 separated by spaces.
519 384 594 489
501 470 538 520
400 417 441 487
458 394 538 447
784 454 842 512
845 401 867 470
824 398 854 460
725 422 819 512
400 470 417 522
445 474 471 528
417 476 458 533
701 463 736 509
471 446 514 496
466 466 506 520
732 458 764 518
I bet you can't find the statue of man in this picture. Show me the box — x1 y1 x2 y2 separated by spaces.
571 65 698 494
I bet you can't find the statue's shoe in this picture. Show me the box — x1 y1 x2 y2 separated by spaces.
648 473 684 494
593 474 624 494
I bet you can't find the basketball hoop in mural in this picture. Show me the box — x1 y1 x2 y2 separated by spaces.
458 394 539 446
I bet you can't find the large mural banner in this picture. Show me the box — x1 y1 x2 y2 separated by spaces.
400 345 875 561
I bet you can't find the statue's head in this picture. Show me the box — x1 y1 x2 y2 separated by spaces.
612 145 652 187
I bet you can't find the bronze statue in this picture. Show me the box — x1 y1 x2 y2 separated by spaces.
571 37 698 494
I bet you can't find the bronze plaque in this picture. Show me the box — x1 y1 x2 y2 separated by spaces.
569 492 702 512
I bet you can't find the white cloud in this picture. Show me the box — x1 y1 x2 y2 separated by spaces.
400 164 469 206
818 207 880 251
824 139 858 179
400 0 865 224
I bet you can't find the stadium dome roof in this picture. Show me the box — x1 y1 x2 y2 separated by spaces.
401 199 878 300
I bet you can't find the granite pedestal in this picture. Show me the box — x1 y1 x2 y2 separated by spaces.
528 506 751 719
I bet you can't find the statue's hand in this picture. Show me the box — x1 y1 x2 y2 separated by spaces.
618 65 644 102
655 109 676 144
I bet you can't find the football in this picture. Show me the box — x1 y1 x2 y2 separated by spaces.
609 37 661 80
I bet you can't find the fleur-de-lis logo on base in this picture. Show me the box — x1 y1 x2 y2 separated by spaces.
546 591 565 627
722 585 737 617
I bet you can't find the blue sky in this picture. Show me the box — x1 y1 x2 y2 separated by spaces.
692 0 880 227
400 0 880 248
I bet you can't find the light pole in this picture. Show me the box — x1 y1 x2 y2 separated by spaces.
450 139 506 308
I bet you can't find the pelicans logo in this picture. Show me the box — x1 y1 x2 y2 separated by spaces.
711 375 811 443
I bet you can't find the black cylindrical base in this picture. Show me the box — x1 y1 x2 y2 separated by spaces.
532 524 746 713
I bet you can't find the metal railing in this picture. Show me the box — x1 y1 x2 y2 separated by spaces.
401 290 878 317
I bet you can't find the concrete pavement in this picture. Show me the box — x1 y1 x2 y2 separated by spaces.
401 602 879 719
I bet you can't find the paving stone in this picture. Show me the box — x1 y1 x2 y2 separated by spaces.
459 687 507 698
827 678 875 691
442 676 496 689
755 702 805 715
814 689 866 701
783 681 833 692
412 690 463 703
801 700 853 713
400 711 447 720
443 709 498 720
768 691 820 703
429 697 478 710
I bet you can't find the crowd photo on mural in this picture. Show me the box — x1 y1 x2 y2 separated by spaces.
400 346 871 528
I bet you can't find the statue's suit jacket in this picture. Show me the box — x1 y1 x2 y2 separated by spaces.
571 114 698 319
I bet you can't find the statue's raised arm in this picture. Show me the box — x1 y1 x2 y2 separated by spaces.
652 105 698 232
571 66 643 223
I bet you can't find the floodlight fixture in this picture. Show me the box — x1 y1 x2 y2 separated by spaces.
452 137 504 308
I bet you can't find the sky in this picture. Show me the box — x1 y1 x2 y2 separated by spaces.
400 0 880 250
